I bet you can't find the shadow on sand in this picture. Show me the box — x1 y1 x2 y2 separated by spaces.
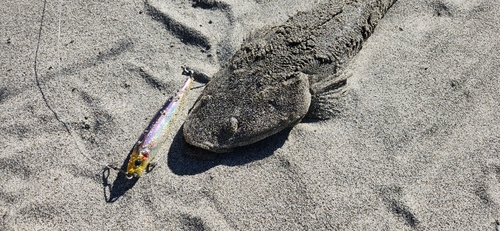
102 124 291 202
166 125 291 175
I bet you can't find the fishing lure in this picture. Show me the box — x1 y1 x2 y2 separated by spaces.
124 75 194 178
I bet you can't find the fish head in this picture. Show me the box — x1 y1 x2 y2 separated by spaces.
183 70 311 153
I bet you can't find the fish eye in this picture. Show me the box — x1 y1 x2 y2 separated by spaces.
134 159 142 166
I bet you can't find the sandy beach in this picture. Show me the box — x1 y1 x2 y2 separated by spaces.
1 0 499 230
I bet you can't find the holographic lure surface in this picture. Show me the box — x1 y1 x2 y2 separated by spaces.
126 76 193 178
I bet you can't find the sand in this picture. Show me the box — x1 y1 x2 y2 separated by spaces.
1 0 499 230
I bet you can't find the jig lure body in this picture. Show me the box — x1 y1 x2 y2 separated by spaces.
125 76 193 178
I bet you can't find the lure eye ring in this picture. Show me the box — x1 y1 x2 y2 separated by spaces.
134 159 142 166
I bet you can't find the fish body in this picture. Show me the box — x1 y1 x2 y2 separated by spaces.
184 0 397 153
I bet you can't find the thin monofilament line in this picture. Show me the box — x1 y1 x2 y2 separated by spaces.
55 0 111 172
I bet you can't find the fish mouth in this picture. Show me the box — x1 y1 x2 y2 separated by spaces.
185 139 235 153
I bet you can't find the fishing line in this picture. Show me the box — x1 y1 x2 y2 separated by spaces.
40 2 208 178
54 0 114 173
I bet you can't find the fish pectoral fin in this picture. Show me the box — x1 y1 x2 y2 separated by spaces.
278 72 312 123
307 71 351 120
